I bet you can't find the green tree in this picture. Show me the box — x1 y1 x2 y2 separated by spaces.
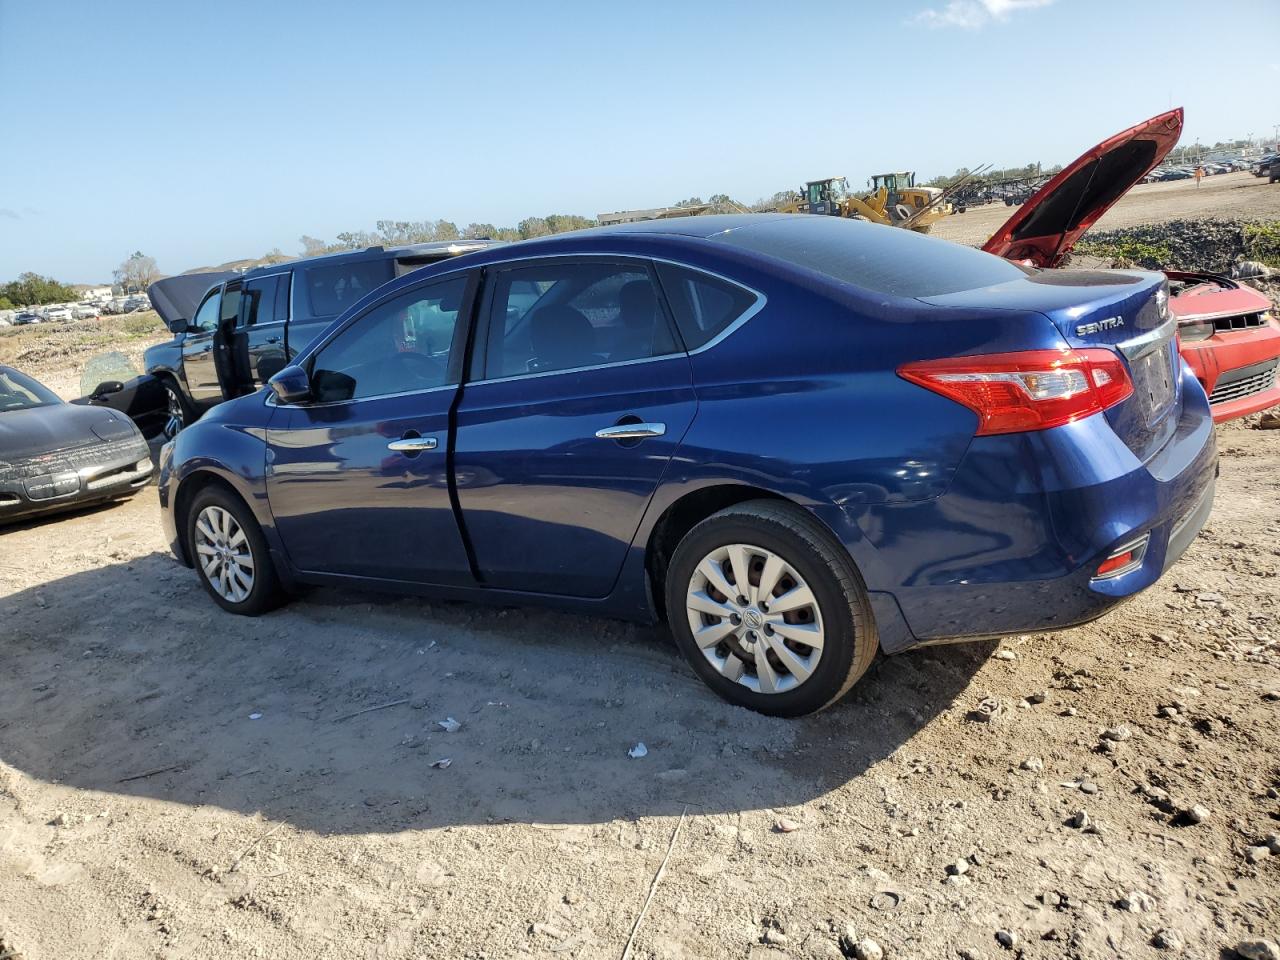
543 214 594 235
0 295 14 311
1 272 79 306
518 217 551 239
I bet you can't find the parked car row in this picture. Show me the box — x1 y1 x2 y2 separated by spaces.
1141 158 1252 183
0 301 111 325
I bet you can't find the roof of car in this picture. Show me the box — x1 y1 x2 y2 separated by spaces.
238 239 501 281
548 213 796 240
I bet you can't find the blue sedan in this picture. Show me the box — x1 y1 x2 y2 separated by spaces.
157 215 1216 716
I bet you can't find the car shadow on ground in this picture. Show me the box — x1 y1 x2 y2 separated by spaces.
0 552 992 834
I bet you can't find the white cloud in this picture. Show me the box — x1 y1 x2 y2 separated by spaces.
913 0 1054 29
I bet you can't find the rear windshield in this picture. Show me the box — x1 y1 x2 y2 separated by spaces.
712 216 1029 298
300 258 394 321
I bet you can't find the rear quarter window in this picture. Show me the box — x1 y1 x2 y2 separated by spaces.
713 217 1030 298
656 264 758 350
301 259 394 320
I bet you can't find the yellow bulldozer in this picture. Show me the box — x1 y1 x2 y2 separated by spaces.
780 172 955 232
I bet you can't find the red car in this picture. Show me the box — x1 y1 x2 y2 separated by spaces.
982 108 1280 423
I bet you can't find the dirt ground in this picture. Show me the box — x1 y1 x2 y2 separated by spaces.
2 182 1280 960
932 170 1280 247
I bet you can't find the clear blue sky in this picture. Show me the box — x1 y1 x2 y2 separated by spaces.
2 0 1277 282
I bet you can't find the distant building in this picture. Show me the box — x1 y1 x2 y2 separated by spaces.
79 285 113 301
597 203 713 226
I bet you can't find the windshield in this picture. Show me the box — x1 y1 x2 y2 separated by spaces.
0 368 62 412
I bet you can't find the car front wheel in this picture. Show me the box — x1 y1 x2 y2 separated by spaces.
665 500 877 717
187 486 284 616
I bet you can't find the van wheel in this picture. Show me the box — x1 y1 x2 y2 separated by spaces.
187 486 285 616
664 500 877 717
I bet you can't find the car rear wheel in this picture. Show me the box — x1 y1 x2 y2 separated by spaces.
665 500 877 717
187 487 284 616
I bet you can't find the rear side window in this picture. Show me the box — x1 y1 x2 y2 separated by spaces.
483 262 678 378
713 216 1029 298
656 263 757 350
301 259 394 320
241 274 289 327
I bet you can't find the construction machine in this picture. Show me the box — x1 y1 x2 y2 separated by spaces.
781 169 986 232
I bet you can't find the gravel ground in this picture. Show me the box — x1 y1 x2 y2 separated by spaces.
1 181 1279 960
1 419 1277 960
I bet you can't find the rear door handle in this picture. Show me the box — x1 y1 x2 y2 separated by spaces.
595 422 666 440
387 437 438 452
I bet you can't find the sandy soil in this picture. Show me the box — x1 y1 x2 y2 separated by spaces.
2 184 1279 960
932 170 1280 247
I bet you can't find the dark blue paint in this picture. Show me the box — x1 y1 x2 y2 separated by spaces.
158 216 1217 655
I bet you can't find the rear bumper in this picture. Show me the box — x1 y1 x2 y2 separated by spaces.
1179 321 1280 423
828 365 1217 650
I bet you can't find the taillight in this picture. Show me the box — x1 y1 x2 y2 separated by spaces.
898 348 1134 435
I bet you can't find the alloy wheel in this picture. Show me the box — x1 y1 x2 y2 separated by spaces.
684 543 825 695
164 386 185 439
194 505 255 603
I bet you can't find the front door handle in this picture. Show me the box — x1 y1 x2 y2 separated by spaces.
595 422 666 440
387 437 438 452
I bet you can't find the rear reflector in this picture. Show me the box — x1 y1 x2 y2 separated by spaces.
898 348 1134 435
1093 534 1150 579
1095 550 1135 576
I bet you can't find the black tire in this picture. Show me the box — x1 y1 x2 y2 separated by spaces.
664 500 877 717
186 485 285 616
161 378 192 439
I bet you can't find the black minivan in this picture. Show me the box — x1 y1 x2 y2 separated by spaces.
145 240 498 436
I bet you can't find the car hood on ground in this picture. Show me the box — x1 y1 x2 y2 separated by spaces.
0 403 140 463
147 271 235 327
982 108 1184 268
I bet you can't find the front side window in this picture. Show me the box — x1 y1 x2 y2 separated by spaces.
191 290 221 333
220 283 242 327
656 263 758 350
483 262 677 379
309 275 468 403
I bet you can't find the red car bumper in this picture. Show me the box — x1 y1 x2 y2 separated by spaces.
1169 272 1280 423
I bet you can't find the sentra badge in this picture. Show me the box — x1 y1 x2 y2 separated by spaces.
1076 316 1125 336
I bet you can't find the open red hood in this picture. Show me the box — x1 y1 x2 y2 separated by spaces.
982 108 1183 268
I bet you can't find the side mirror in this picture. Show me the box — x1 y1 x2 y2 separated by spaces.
167 317 190 334
268 365 312 405
91 380 125 399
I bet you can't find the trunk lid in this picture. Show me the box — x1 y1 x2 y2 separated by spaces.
920 269 1181 462
981 109 1183 268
